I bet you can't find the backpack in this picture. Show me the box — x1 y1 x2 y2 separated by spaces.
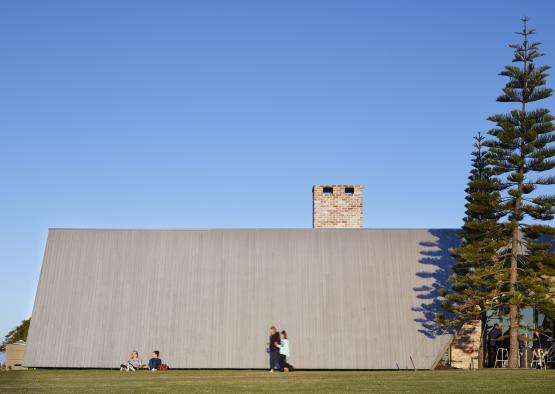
159 364 169 371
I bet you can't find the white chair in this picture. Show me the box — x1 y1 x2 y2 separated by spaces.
531 349 546 369
494 348 509 368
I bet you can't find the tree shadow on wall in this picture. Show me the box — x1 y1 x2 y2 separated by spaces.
412 229 459 338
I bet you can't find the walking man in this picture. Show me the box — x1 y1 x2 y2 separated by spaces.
268 326 280 372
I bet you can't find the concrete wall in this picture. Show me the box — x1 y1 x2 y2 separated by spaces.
25 228 456 369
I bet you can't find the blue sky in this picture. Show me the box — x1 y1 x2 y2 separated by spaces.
1 0 554 337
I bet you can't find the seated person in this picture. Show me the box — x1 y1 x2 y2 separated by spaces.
148 350 162 371
532 330 546 367
120 350 142 371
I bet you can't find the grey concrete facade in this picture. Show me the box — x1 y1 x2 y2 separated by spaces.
25 228 457 369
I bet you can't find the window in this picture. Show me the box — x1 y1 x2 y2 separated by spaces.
323 186 333 195
345 187 354 194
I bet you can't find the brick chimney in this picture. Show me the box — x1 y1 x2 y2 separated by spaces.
312 185 363 228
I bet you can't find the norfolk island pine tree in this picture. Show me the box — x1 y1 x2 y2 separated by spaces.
439 18 555 369
437 133 509 368
485 17 555 368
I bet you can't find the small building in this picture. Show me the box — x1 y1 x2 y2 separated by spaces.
5 341 26 370
24 185 463 369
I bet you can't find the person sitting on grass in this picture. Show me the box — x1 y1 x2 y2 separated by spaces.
148 350 162 371
120 350 142 371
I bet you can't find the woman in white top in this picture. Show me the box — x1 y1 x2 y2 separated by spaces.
277 330 292 372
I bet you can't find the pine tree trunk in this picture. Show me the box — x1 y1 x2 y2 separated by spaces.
507 40 527 366
478 342 485 369
478 313 486 368
508 178 523 368
509 296 519 367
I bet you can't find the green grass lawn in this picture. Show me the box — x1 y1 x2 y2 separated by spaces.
0 369 554 393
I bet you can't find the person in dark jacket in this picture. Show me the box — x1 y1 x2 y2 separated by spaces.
268 326 280 372
488 323 502 367
148 350 162 371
